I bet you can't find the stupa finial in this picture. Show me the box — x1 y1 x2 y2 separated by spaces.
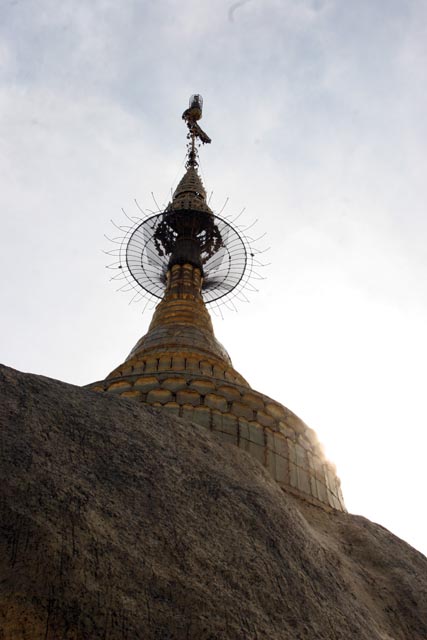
182 94 211 168
106 94 264 307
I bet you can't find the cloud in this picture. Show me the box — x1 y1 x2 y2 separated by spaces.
228 0 252 23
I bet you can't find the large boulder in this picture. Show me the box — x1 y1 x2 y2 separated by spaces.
0 363 426 639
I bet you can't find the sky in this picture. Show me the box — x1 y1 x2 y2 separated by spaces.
1 0 426 556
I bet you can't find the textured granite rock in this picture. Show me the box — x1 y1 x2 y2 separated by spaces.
0 363 426 639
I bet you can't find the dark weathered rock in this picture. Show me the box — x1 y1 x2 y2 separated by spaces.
0 363 426 639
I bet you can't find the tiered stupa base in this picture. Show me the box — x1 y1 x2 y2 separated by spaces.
89 264 345 512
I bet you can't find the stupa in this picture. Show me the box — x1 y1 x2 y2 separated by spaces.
89 95 345 512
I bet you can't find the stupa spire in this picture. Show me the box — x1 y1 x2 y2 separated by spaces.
89 96 346 514
103 95 248 386
167 166 212 214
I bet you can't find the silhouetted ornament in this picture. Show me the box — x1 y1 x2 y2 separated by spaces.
117 98 256 305
125 209 248 303
106 95 265 310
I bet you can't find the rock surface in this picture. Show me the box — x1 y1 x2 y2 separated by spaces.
0 363 426 639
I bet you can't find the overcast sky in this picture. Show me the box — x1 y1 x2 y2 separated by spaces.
1 0 426 556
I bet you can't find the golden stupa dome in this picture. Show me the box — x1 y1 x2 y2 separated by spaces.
88 98 345 513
